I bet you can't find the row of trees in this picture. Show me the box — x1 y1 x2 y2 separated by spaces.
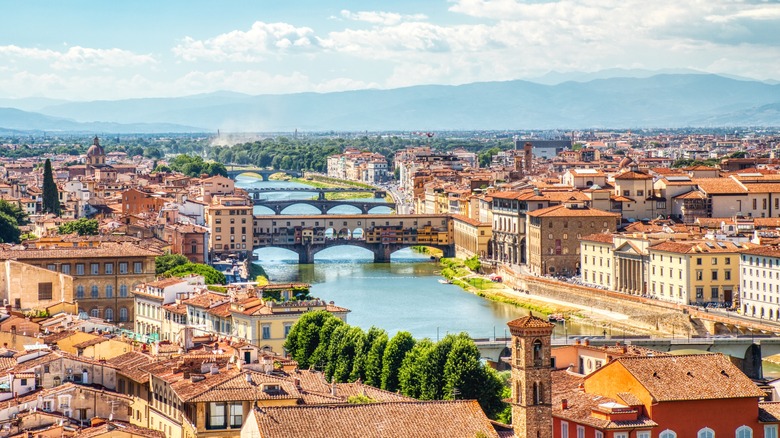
284 311 507 419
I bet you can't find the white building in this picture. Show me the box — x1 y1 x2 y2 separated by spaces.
740 246 780 321
134 275 205 340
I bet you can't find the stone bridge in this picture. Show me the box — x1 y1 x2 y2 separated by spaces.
247 187 387 200
225 167 303 181
474 336 780 378
254 199 396 215
253 214 455 264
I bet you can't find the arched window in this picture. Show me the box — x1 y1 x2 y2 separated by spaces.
90 308 100 318
533 339 543 366
532 382 539 405
104 308 114 321
76 286 84 299
119 307 128 322
736 426 753 438
90 285 99 298
659 431 677 438
535 382 543 404
119 284 128 297
698 428 714 438
105 285 113 298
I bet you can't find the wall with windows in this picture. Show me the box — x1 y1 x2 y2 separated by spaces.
0 260 74 311
740 251 780 321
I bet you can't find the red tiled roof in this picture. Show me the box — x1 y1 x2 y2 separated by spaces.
507 315 555 329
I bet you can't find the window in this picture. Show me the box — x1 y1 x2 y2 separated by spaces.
711 287 719 300
91 285 99 298
134 262 143 274
207 402 226 429
61 264 70 275
90 308 100 318
637 432 650 438
697 258 702 265
659 431 677 438
76 264 85 275
712 270 718 280
119 262 128 274
262 324 271 339
105 285 113 298
76 286 85 299
725 270 731 280
595 432 604 438
120 285 128 297
229 403 243 428
284 323 293 337
614 433 628 438
696 270 703 281
91 263 99 275
576 425 584 438
765 425 778 438
38 282 53 301
736 426 753 438
119 307 128 322
560 421 569 438
105 308 114 321
105 263 113 274
697 428 714 438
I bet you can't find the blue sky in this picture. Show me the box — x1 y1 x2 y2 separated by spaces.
2 0 779 100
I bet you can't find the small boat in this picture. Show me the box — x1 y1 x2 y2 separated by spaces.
548 314 566 323
438 279 452 284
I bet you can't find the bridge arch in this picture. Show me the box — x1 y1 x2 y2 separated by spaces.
278 203 324 215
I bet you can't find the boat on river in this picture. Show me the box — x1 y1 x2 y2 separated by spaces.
548 313 566 323
438 279 452 284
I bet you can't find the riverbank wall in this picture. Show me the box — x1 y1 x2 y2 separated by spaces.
496 266 699 337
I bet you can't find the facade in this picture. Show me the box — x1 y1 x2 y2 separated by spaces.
740 246 780 320
579 234 615 290
527 202 620 276
0 260 74 312
121 188 167 216
135 276 206 341
204 195 254 258
611 169 662 221
647 240 746 306
452 214 492 258
0 242 159 324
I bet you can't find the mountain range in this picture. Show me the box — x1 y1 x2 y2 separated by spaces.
1 73 779 133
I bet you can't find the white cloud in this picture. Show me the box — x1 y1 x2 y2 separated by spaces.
339 10 428 26
173 21 319 62
0 45 156 69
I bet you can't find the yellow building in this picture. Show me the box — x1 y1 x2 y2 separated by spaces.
230 294 349 354
452 214 492 258
647 240 750 305
0 241 159 323
0 260 74 312
204 195 254 258
55 331 133 359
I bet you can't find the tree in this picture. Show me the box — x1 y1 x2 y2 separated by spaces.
329 326 366 382
419 334 462 400
41 159 60 216
58 218 98 236
381 331 415 392
163 263 226 284
364 332 388 387
155 253 189 275
350 326 386 382
0 200 28 244
283 310 337 369
309 316 346 371
398 339 435 398
443 337 505 418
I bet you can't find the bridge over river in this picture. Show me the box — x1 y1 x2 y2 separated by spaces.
253 214 454 263
473 335 780 378
226 167 303 181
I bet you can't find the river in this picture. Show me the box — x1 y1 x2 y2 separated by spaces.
237 176 616 341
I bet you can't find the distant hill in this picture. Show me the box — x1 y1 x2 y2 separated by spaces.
0 107 205 133
1 73 777 132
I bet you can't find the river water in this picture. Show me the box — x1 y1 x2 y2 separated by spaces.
237 176 605 341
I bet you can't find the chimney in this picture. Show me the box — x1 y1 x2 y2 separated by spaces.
293 377 301 390
561 399 568 410
330 381 337 397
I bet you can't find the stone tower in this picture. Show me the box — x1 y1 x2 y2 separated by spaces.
508 315 554 438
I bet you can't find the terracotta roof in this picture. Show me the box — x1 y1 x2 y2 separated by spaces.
187 371 301 403
0 242 160 260
552 370 657 430
649 240 752 254
248 400 500 438
741 245 780 258
182 291 230 309
759 402 780 423
146 277 188 288
580 234 614 244
105 351 154 383
507 315 555 329
528 204 620 218
693 178 746 195
78 421 165 438
673 190 706 200
611 354 764 402
615 171 653 180
72 336 109 349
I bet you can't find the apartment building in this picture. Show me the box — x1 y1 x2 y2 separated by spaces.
204 195 254 258
740 245 780 321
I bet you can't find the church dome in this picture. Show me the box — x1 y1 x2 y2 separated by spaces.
86 136 105 157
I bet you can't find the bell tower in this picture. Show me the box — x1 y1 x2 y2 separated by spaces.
508 315 554 438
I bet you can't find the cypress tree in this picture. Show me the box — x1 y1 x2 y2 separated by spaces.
42 159 60 215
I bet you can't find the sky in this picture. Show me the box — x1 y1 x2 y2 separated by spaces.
2 0 780 101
